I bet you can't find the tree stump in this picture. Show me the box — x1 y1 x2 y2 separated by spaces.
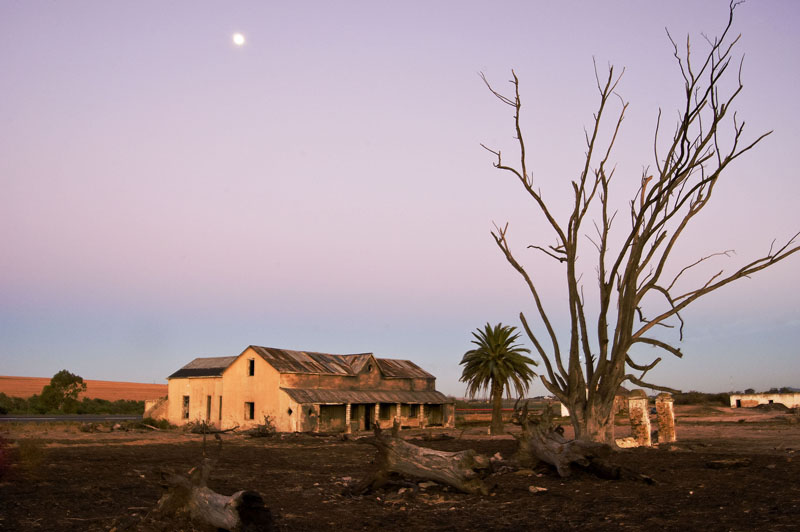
513 402 652 482
348 422 491 495
157 457 273 531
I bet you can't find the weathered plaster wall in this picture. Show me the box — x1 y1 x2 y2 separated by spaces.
729 393 800 409
219 347 282 430
278 371 435 392
166 377 223 426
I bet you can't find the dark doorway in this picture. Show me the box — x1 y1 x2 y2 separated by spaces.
364 404 374 430
736 399 742 408
426 404 443 426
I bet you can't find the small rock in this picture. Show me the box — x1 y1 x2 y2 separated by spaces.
513 469 535 476
766 464 777 470
397 488 407 495
418 481 437 489
492 452 503 461
615 437 639 448
528 486 548 494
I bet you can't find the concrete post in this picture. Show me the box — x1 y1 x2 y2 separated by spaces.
628 389 651 447
419 404 426 428
655 393 676 443
395 402 402 425
374 403 380 428
345 403 352 434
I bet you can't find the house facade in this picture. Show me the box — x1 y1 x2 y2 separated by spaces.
162 345 455 432
729 392 800 409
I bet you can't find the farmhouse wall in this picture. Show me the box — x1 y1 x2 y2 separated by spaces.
165 345 452 432
729 393 800 409
167 377 223 425
221 349 283 429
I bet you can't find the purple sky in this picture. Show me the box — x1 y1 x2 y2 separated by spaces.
1 1 798 396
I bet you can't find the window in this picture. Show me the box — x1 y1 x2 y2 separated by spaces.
182 396 190 419
206 395 212 420
245 402 255 420
379 403 392 420
248 358 255 376
409 404 419 418
219 396 223 421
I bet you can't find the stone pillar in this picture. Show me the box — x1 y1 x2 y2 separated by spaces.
419 404 426 428
374 403 380 427
396 402 402 424
628 389 651 447
345 403 352 434
655 393 676 443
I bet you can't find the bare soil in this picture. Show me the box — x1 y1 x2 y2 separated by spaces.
1 406 799 531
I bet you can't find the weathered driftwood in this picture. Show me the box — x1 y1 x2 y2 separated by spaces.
157 457 273 531
348 422 491 495
513 402 652 482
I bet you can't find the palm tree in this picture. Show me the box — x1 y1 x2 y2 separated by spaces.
460 323 537 435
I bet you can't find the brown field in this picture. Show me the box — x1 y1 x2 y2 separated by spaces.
1 404 799 531
0 376 167 401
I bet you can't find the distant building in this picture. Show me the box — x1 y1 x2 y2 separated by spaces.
729 392 800 409
159 345 454 432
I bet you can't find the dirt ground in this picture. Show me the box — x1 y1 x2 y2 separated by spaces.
1 405 799 531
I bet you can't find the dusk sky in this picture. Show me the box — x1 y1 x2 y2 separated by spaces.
2 1 798 397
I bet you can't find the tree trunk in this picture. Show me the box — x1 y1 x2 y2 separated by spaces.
490 381 504 436
348 422 491 495
569 397 616 444
157 458 273 531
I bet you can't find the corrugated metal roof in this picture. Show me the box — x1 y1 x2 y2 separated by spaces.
249 346 366 375
377 358 434 379
249 346 432 379
168 356 237 379
339 353 373 373
280 388 452 405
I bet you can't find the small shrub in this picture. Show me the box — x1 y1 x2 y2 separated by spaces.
244 416 276 437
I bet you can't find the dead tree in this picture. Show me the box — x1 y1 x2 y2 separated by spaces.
156 435 272 531
481 1 799 443
348 422 491 495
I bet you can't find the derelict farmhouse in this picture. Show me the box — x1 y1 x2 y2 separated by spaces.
148 345 455 432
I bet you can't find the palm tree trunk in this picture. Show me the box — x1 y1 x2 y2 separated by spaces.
490 381 504 436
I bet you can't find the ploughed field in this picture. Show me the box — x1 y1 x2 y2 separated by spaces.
1 406 799 531
0 376 167 402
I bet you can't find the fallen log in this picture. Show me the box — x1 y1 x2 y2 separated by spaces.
156 457 273 531
348 421 491 495
513 402 652 482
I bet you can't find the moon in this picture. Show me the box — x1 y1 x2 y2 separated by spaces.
232 33 245 46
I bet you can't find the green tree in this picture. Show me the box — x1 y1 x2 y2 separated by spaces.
40 370 87 413
460 323 537 435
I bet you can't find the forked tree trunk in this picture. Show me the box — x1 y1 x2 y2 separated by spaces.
348 422 491 495
157 458 273 531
